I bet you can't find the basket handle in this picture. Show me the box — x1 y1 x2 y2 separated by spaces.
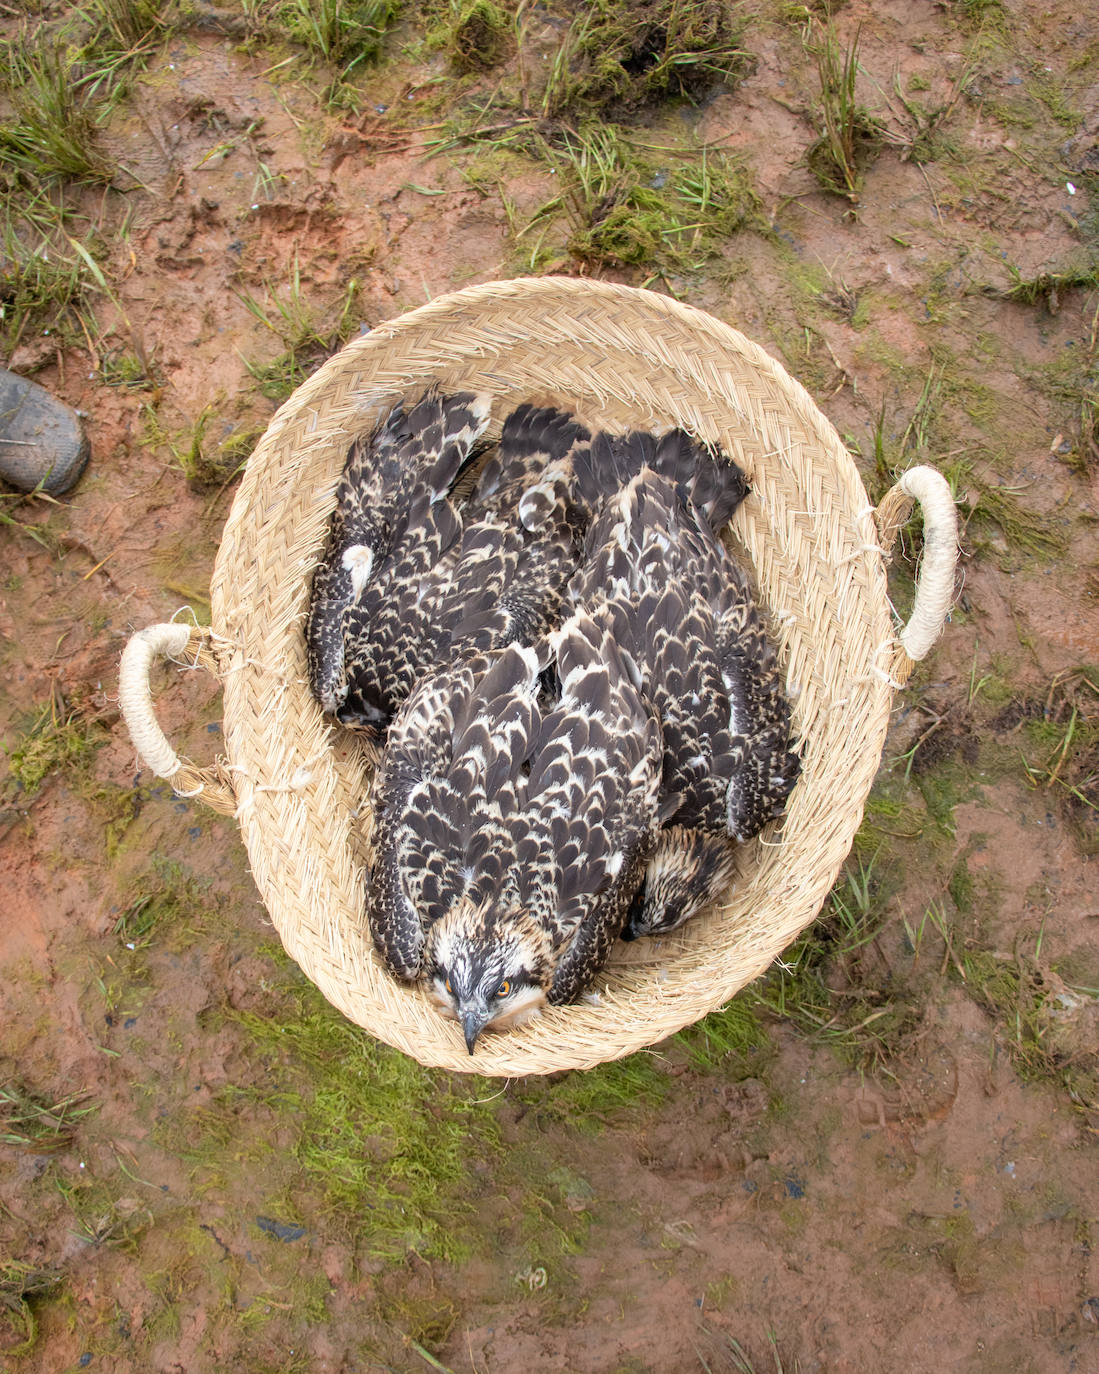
874 464 959 685
118 623 238 816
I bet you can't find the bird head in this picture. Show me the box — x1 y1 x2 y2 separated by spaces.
423 898 553 1053
621 827 739 941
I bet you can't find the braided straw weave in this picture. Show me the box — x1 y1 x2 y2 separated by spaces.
119 278 958 1075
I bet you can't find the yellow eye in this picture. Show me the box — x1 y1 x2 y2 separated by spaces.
496 980 511 998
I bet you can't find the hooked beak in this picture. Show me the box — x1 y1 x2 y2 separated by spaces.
460 1006 487 1055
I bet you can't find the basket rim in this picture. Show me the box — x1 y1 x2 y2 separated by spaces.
209 277 900 1075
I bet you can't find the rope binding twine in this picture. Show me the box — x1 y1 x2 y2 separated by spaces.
118 278 960 1075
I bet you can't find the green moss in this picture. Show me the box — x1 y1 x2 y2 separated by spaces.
914 759 978 837
4 704 103 796
947 855 975 914
186 984 505 1262
0 1261 63 1358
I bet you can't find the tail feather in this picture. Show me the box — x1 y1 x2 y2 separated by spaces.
572 427 748 531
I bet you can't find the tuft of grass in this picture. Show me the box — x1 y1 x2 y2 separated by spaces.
752 857 920 1068
446 0 511 72
0 1261 63 1358
880 65 971 164
0 36 116 184
959 946 1098 1124
0 486 54 549
673 998 770 1073
805 24 883 202
140 402 258 490
540 0 753 120
0 1081 96 1152
941 456 1067 565
279 0 399 71
0 204 97 358
522 126 759 274
239 258 362 401
81 0 172 49
696 1325 801 1374
1020 670 1099 848
983 263 1099 314
4 699 102 796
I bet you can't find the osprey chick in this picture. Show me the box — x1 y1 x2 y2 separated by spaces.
367 612 662 1051
571 467 801 940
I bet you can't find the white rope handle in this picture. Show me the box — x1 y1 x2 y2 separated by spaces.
118 623 237 814
875 464 959 676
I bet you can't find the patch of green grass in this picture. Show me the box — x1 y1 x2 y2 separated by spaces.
539 0 753 120
1019 670 1099 849
190 983 504 1262
805 22 883 202
239 258 362 402
4 701 103 796
0 1261 63 1358
146 402 262 491
0 204 98 357
0 35 116 184
960 946 1098 1121
1034 299 1099 473
113 876 190 949
279 0 399 89
55 1173 152 1253
517 1052 670 1131
522 126 760 274
672 998 770 1073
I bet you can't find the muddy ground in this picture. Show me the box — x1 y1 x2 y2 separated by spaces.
1 1 1097 1370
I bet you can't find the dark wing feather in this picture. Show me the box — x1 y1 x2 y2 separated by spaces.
574 469 798 843
307 389 491 720
570 427 748 533
524 613 662 1000
367 644 543 978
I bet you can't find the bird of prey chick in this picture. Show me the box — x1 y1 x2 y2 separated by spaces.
367 612 663 1051
307 391 592 731
306 388 492 726
571 467 801 941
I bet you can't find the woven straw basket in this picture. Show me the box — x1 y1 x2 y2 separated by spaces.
119 278 957 1076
